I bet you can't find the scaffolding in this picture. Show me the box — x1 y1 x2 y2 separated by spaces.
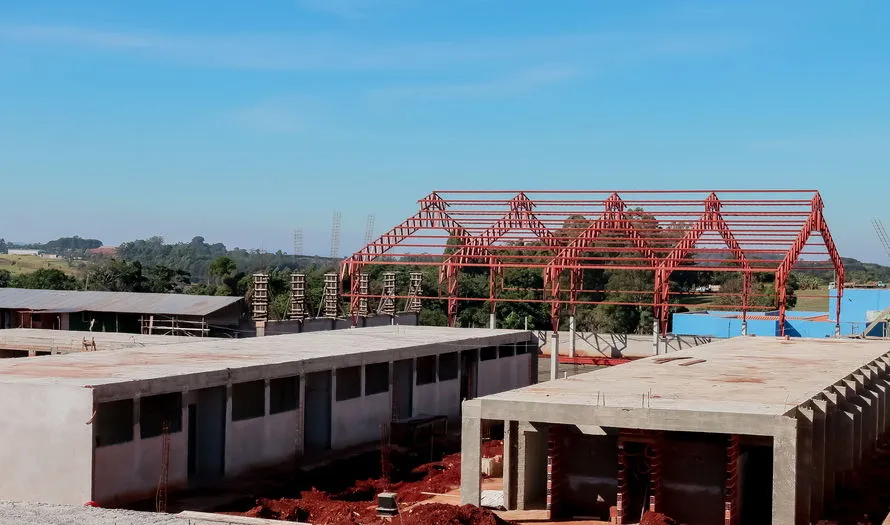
290 273 307 320
340 190 846 335
405 272 422 313
378 272 396 316
253 273 269 321
323 273 339 318
358 273 370 317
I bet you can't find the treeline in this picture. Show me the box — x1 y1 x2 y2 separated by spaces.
0 236 103 254
116 236 339 281
3 230 886 333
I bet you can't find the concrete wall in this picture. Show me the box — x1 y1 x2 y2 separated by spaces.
226 410 300 477
673 311 885 339
331 391 391 449
414 379 460 419
830 287 890 323
0 382 93 505
478 353 531 397
535 331 712 358
94 428 188 504
262 313 419 337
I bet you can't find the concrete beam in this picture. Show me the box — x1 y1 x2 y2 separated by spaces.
479 399 782 436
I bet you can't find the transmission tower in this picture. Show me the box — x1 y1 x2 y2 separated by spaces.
872 218 890 261
330 212 342 259
293 229 303 262
364 214 376 245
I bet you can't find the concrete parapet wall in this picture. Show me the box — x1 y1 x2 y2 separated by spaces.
0 382 93 505
534 331 712 359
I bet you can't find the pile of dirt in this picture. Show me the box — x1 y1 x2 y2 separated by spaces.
235 451 468 523
394 503 511 525
480 440 503 458
639 511 678 525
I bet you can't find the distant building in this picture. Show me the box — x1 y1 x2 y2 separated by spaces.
88 246 118 256
0 288 244 337
6 249 40 256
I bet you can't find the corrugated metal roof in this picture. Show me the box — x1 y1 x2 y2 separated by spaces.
0 288 242 317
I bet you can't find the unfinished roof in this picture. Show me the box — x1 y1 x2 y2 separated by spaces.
0 288 242 316
0 326 531 389
0 328 197 354
479 336 890 417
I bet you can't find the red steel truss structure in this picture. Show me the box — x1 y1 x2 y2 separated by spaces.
339 190 845 336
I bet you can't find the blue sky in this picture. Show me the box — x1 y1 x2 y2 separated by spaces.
1 0 888 261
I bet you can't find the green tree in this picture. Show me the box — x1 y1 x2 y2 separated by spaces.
11 269 79 290
88 260 147 292
0 269 10 287
0 238 7 254
209 256 237 285
147 265 191 293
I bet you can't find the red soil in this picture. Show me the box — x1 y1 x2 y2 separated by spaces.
639 511 678 525
480 440 503 458
394 503 511 525
236 452 488 524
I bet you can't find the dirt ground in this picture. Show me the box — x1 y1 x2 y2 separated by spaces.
226 441 506 525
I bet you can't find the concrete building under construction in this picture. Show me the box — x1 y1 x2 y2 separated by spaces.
461 336 890 525
0 325 535 507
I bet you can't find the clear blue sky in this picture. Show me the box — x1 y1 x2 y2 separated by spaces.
1 1 888 261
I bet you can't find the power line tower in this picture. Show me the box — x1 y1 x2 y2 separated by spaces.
872 218 890 261
364 214 376 245
330 212 342 259
293 229 303 263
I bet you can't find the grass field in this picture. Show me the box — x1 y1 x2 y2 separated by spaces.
676 287 830 313
0 254 84 277
791 287 830 312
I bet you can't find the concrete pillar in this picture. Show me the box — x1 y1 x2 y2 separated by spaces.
773 414 811 525
459 415 482 506
255 320 266 337
834 405 855 484
517 423 549 510
550 334 559 381
503 420 519 510
568 316 576 359
820 392 838 504
489 313 496 330
652 318 659 355
810 401 827 519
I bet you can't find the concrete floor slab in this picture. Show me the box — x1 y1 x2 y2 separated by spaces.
479 337 890 417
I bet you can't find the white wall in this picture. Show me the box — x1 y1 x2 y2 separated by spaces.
413 379 460 419
331 392 390 449
477 353 533 397
0 382 93 505
226 409 300 477
93 426 188 504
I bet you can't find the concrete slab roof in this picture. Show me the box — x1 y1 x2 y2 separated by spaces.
478 336 890 417
0 288 242 317
0 326 531 389
0 328 196 354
